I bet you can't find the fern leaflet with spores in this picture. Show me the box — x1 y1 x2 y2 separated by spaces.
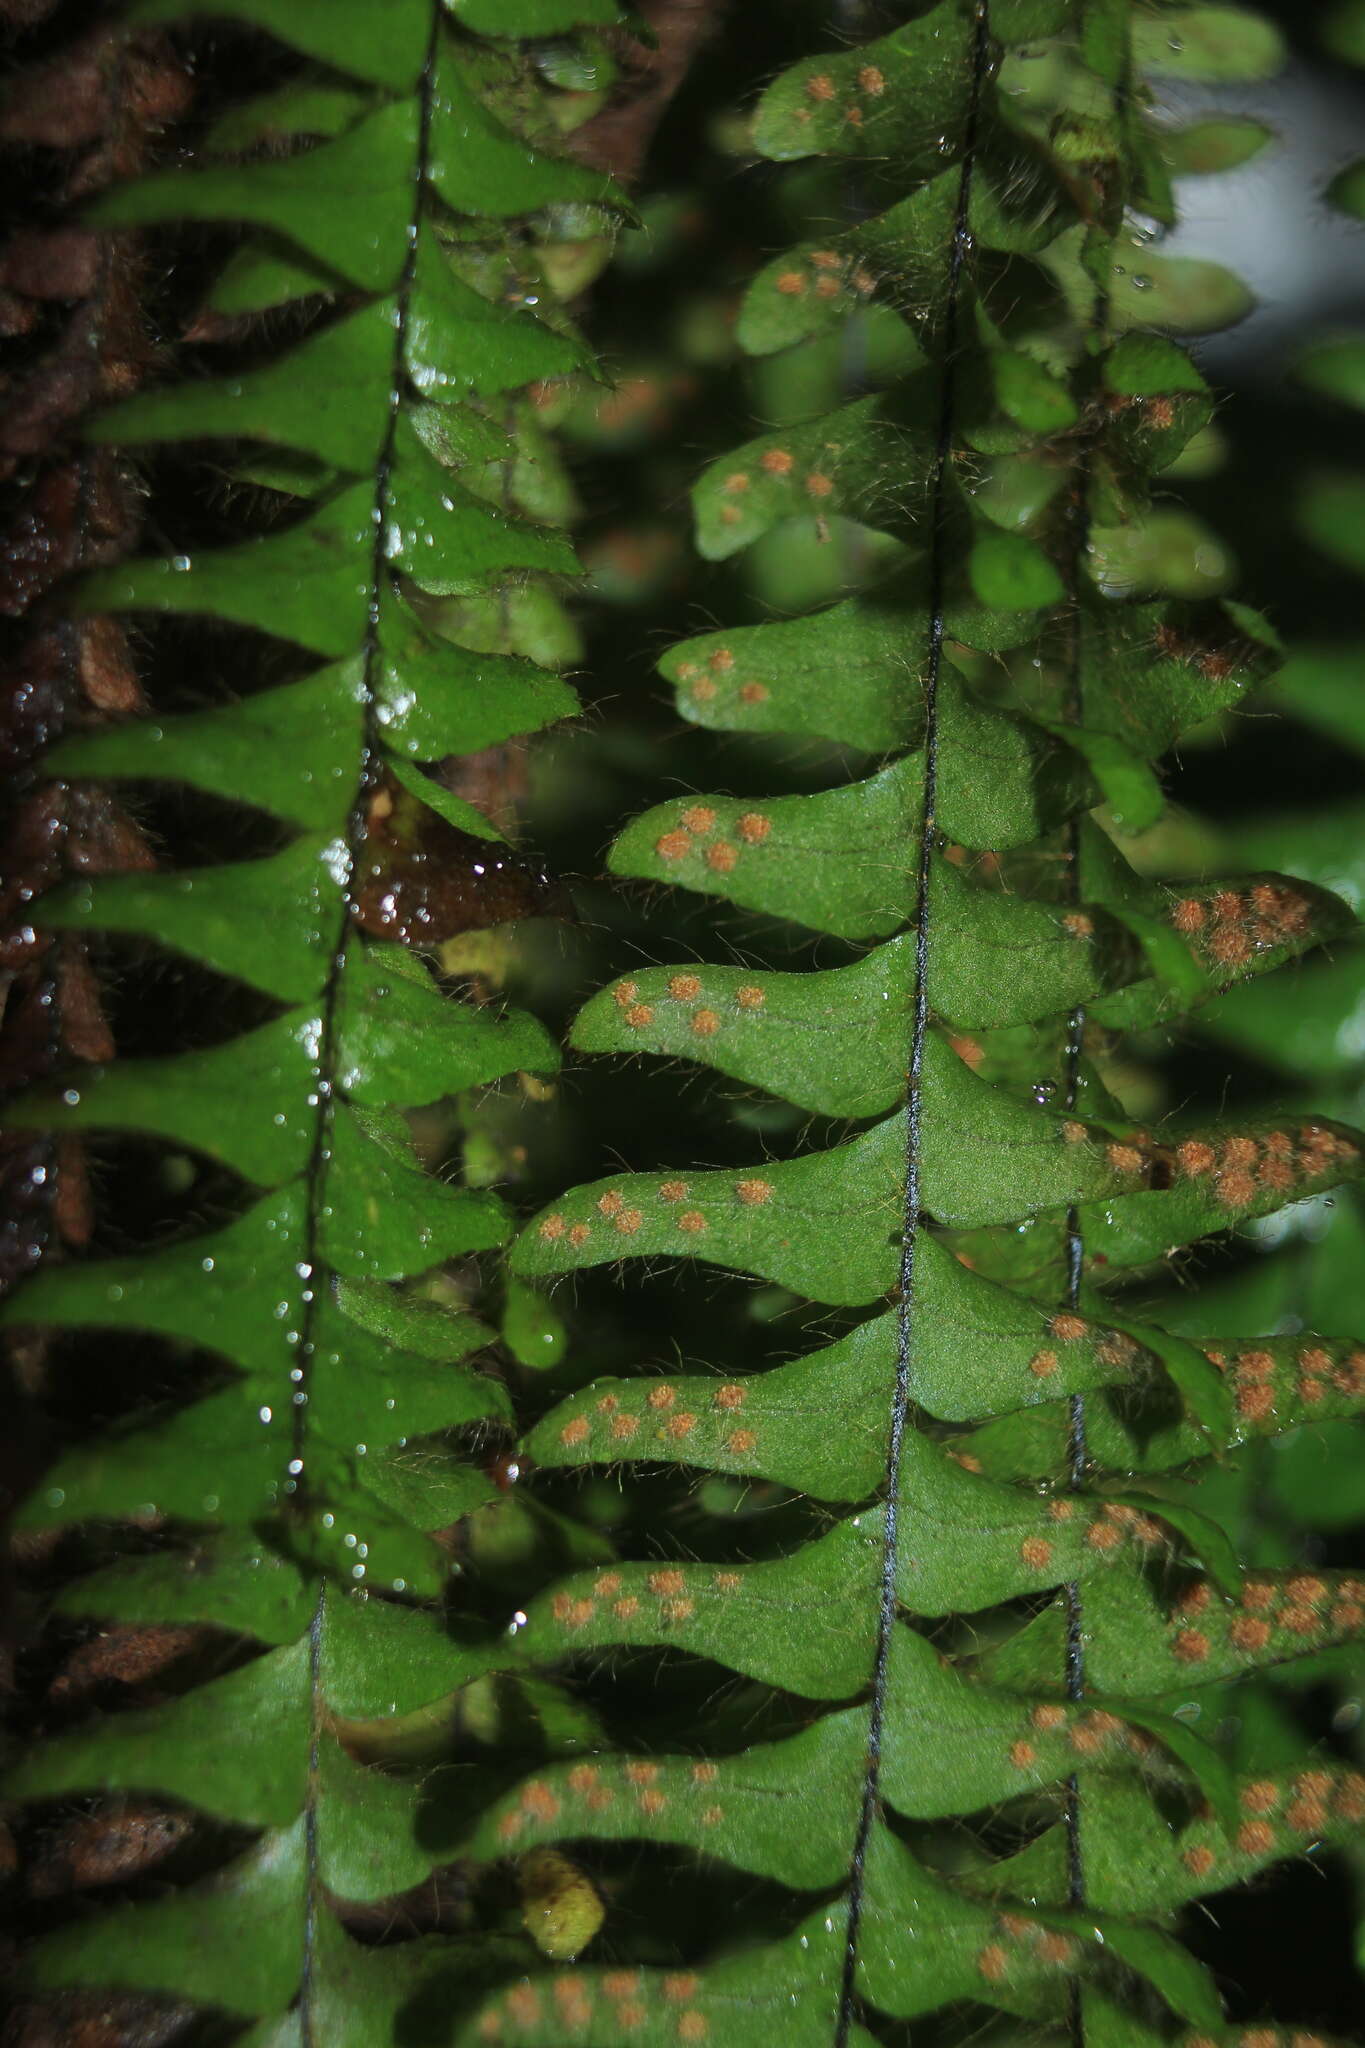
499 2 1365 2041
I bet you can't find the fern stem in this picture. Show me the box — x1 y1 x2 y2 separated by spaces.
300 1585 326 2048
293 26 442 2025
1062 572 1091 1973
1059 15 1136 2001
835 6 992 2038
1062 1068 1089 2035
291 4 443 1482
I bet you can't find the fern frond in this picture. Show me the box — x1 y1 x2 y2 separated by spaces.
493 1 1364 2039
4 0 628 2031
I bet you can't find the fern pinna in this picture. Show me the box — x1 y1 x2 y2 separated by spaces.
498 3 1365 2044
2 0 627 2035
